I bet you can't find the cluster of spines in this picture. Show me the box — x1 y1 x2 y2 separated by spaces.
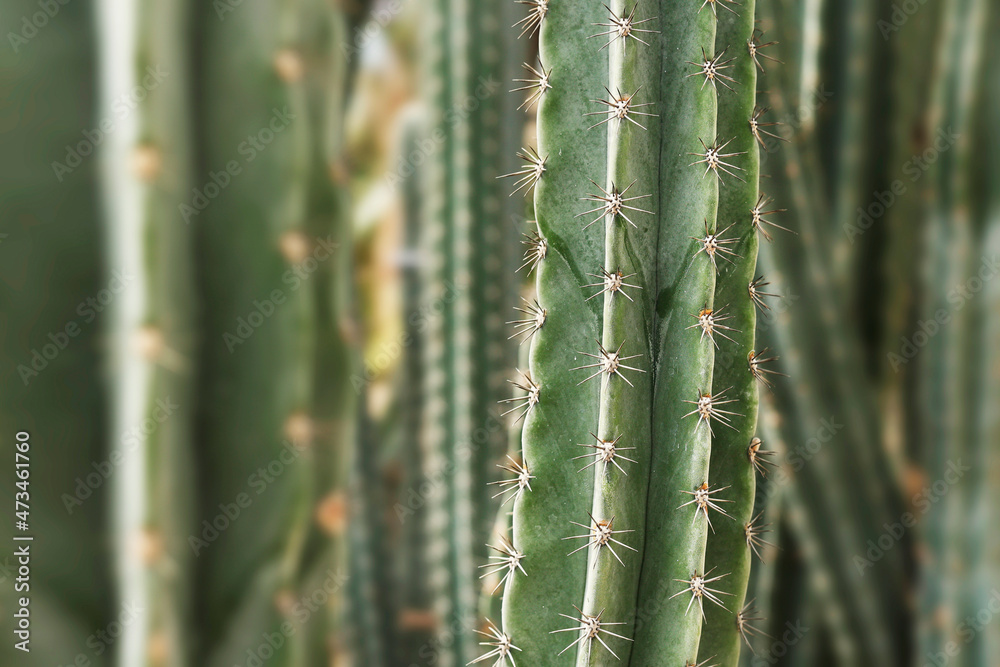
477 1 791 664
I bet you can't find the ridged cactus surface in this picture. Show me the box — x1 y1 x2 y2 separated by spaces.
494 2 769 665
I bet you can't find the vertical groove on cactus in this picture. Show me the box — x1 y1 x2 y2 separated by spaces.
629 3 719 663
698 2 761 664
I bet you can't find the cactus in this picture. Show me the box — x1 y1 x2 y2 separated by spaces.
696 2 763 664
192 0 363 664
411 0 525 664
0 1 114 664
99 0 197 664
492 1 777 664
915 0 988 663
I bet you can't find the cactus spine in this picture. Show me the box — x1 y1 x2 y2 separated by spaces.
495 1 770 665
697 2 761 664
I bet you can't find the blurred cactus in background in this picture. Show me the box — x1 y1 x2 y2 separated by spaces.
0 0 999 666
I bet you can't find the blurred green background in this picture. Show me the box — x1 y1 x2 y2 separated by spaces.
0 0 998 665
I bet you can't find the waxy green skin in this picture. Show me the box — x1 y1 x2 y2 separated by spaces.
502 1 607 664
577 2 659 665
629 4 718 665
499 1 740 665
699 3 760 665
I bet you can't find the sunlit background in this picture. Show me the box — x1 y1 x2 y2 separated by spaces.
1 0 998 666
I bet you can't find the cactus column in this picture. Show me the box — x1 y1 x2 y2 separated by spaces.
698 2 762 664
494 1 768 665
98 0 196 664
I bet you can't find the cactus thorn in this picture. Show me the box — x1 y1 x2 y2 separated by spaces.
590 2 658 52
699 0 739 18
736 601 771 651
748 348 787 388
679 482 734 532
687 47 738 93
507 297 546 344
690 137 747 183
564 514 637 566
686 306 739 348
518 230 547 273
748 437 775 476
745 512 776 561
512 62 552 111
489 455 535 507
577 179 654 230
572 432 638 475
748 275 778 311
585 86 658 131
513 0 548 39
747 30 781 72
499 369 540 423
584 267 642 302
750 193 792 241
692 219 741 271
669 570 732 619
469 619 521 666
551 607 633 659
480 535 527 594
682 388 743 433
749 107 786 149
571 340 645 387
499 147 546 197
687 659 719 667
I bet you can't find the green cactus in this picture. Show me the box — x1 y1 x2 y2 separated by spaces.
0 1 113 664
492 1 776 664
102 1 197 665
192 0 362 664
411 0 524 664
696 2 764 664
